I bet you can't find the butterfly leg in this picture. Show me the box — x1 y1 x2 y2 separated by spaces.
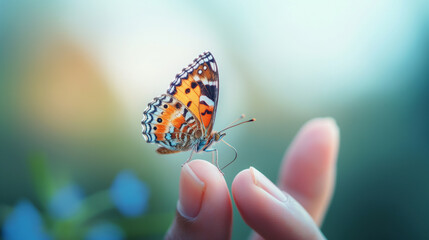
210 150 214 164
220 139 238 170
205 148 223 174
181 150 195 167
214 149 220 171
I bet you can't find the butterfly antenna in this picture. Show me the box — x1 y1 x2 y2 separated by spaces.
226 114 245 128
219 118 256 134
220 139 238 170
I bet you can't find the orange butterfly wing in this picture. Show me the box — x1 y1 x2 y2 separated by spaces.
166 52 219 136
142 94 200 151
142 52 219 153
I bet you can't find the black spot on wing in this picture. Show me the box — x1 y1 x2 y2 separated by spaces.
197 81 217 101
182 108 189 118
199 100 209 106
201 109 213 116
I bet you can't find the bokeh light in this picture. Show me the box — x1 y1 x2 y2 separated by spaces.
110 170 150 217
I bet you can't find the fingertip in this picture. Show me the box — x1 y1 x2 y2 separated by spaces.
282 118 340 180
231 168 252 206
304 117 338 129
187 159 225 180
177 163 205 220
183 160 231 219
232 168 251 191
167 159 232 239
232 167 324 240
300 118 340 153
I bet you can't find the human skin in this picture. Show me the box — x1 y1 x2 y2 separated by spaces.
165 118 340 240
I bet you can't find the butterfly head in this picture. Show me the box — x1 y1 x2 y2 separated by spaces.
214 131 226 142
200 117 255 151
198 131 225 152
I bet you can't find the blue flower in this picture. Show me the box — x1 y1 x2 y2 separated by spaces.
110 170 149 217
85 222 124 240
48 184 84 219
2 200 51 240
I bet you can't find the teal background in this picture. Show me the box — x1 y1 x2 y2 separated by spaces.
1 1 428 239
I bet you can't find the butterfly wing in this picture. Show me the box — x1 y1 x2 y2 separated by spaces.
141 94 200 152
166 52 219 137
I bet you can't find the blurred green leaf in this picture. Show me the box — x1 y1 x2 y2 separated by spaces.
79 190 113 222
0 204 14 222
27 153 55 205
117 212 174 237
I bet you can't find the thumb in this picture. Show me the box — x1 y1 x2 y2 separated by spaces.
165 160 232 240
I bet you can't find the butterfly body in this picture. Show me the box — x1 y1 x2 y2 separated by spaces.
142 52 223 157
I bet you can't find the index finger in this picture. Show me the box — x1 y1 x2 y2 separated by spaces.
279 118 340 225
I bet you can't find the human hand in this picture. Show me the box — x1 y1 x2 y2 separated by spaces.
165 118 340 240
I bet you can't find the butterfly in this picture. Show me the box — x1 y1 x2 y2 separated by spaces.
141 52 254 170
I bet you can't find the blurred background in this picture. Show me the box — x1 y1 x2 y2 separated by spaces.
1 1 428 239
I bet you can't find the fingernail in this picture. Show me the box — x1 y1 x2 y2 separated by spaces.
250 167 287 202
177 164 205 220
